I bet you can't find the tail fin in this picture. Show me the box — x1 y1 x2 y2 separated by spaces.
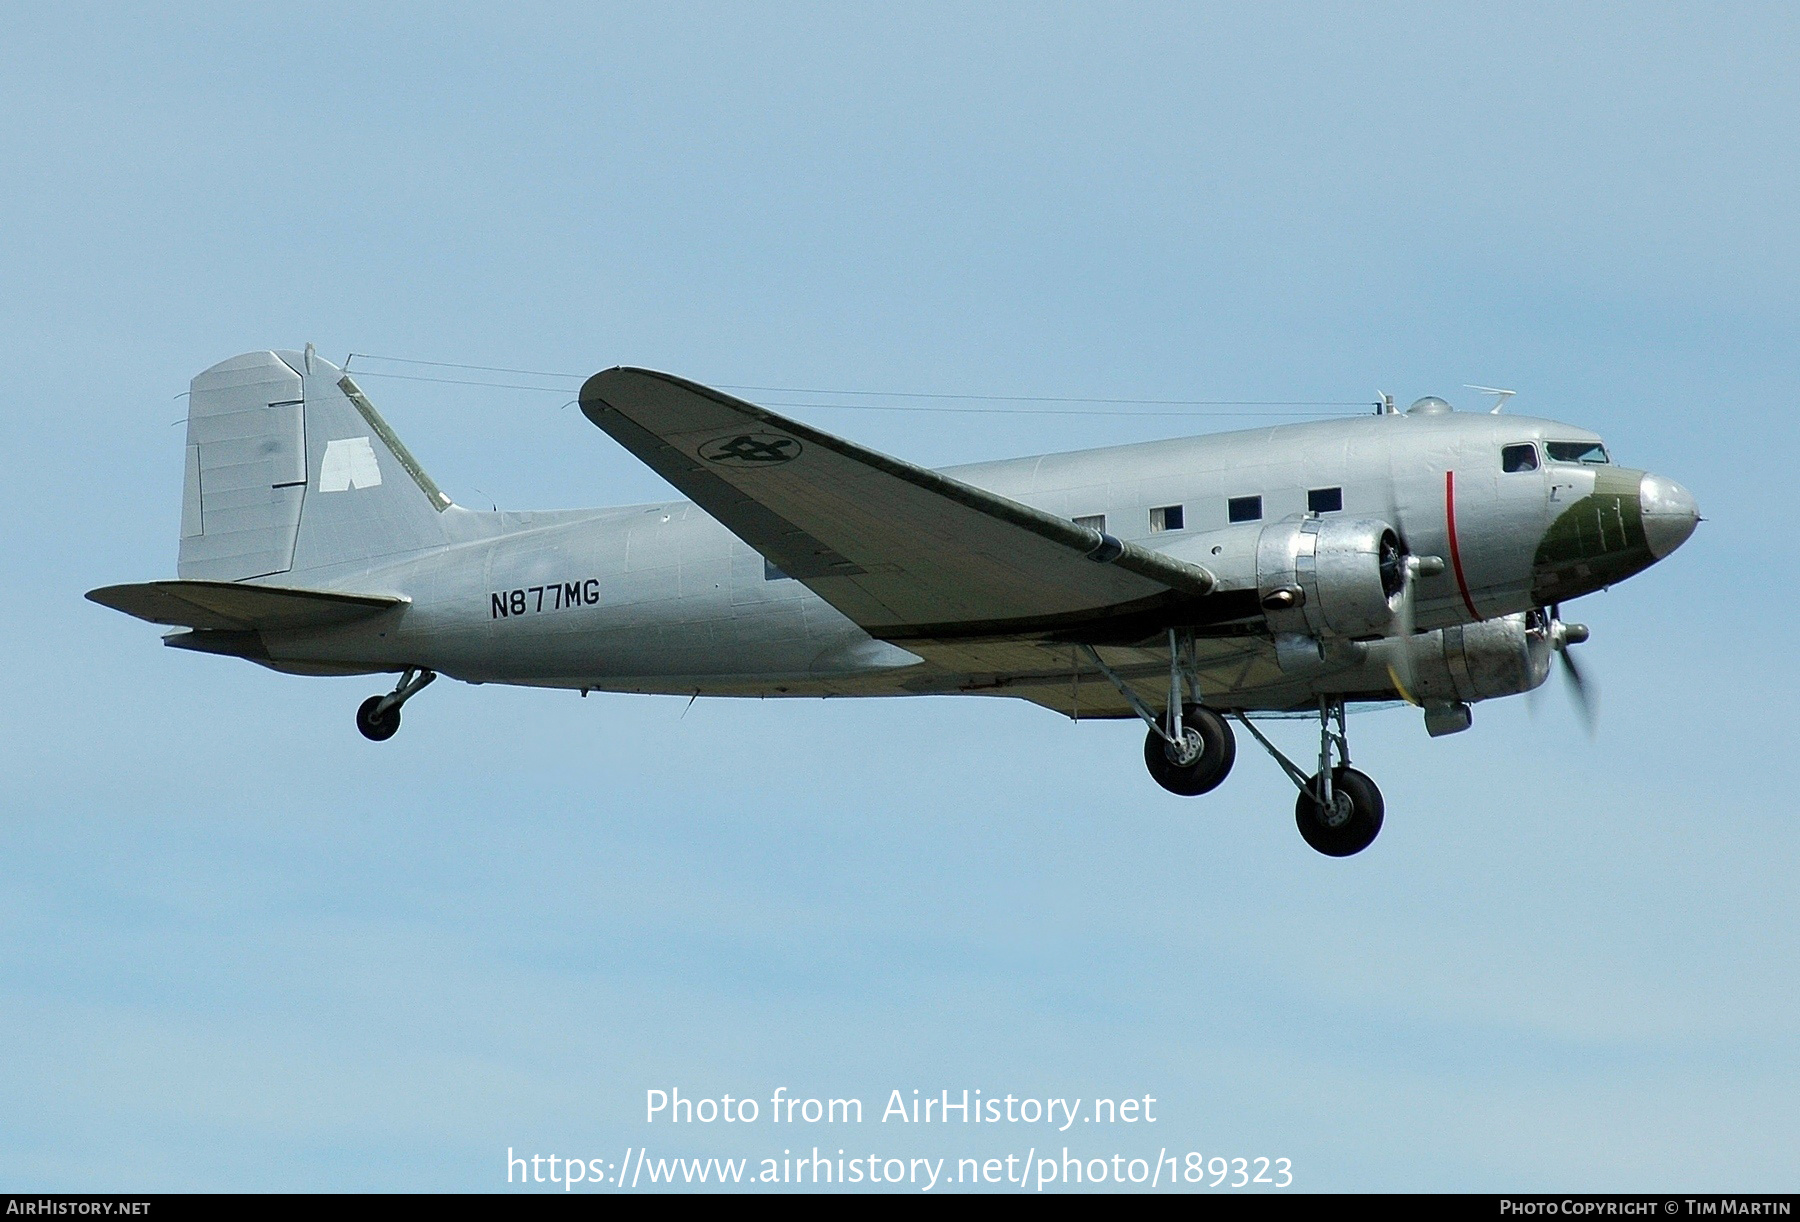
178 346 452 582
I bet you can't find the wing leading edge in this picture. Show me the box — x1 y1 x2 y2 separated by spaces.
579 368 1218 640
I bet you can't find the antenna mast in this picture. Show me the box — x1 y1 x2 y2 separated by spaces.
1465 384 1517 414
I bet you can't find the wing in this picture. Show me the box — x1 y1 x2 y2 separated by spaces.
580 368 1217 640
87 580 404 632
904 635 1291 717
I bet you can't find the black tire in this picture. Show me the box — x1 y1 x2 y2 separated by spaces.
1294 766 1383 856
1143 704 1237 796
356 695 400 742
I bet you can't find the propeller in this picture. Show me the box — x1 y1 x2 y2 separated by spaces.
1384 545 1444 705
1528 604 1597 733
1549 603 1597 736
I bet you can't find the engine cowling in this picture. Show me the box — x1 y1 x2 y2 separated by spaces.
1359 612 1555 703
1428 613 1555 702
1257 517 1406 640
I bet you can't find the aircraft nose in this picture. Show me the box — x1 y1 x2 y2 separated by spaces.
1639 473 1699 559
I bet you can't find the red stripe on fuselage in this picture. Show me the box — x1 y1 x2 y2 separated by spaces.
1445 470 1481 619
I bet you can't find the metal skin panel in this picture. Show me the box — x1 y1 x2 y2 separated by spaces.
113 355 1699 721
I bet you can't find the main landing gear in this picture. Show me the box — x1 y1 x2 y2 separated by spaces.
1084 630 1238 798
1083 635 1383 857
356 667 435 741
1233 699 1384 857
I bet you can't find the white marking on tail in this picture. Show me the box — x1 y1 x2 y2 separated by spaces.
320 437 382 491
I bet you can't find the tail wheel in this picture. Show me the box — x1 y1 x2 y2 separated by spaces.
1295 766 1383 856
356 695 400 742
1144 704 1237 796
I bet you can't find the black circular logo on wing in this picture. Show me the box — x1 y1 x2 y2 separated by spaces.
698 433 803 466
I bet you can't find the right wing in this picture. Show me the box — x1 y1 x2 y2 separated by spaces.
581 368 1219 640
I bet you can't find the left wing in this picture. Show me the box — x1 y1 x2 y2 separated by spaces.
580 368 1217 640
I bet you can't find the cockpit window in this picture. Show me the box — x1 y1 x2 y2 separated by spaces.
1546 441 1610 465
1502 443 1539 473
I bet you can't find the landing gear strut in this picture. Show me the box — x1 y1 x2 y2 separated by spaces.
1234 698 1384 857
1084 630 1237 797
356 667 435 742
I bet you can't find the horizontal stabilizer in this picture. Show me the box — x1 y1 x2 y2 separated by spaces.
87 580 404 632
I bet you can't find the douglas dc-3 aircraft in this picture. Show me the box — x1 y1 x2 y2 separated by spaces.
90 347 1699 856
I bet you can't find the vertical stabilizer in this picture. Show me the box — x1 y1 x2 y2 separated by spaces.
177 348 453 583
284 347 452 576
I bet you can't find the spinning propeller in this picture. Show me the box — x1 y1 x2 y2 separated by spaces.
1383 543 1443 705
1537 603 1598 736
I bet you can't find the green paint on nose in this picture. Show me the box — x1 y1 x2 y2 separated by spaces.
1531 466 1653 603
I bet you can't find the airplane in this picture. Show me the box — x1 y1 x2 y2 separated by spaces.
88 346 1699 856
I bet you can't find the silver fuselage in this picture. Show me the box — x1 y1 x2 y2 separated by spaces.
229 407 1690 714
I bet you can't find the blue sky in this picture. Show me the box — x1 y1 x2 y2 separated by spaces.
2 3 1795 1191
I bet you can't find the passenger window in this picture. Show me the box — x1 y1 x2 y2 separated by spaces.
1307 487 1343 514
1546 441 1610 465
1502 443 1539 473
1149 505 1184 533
1227 495 1262 524
1073 514 1107 532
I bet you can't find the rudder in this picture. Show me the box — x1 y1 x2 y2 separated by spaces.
178 351 307 581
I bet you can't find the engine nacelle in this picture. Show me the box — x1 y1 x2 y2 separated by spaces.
1257 517 1406 640
1431 614 1555 702
1360 612 1555 703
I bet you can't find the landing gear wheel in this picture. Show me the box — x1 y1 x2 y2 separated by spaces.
1295 766 1383 856
356 695 400 742
1144 704 1237 796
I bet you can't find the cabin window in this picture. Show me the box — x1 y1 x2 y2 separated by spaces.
1073 514 1107 533
1546 440 1610 465
1227 495 1262 523
1307 487 1343 514
1149 505 1184 533
1502 443 1539 473
764 558 791 581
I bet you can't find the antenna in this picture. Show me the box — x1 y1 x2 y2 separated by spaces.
1465 384 1516 414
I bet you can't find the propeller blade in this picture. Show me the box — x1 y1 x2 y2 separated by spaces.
1558 641 1598 737
1387 555 1421 704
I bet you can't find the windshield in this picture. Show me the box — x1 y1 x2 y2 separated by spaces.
1546 440 1610 465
